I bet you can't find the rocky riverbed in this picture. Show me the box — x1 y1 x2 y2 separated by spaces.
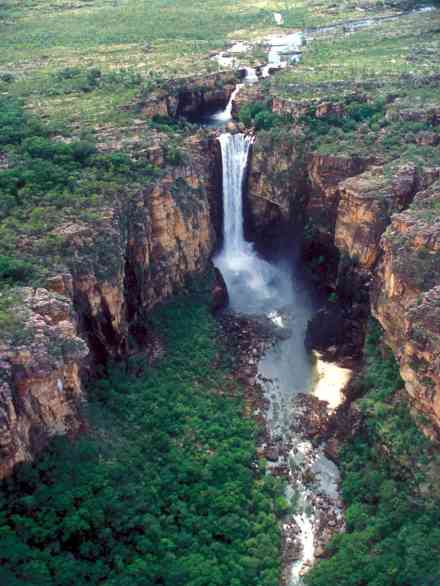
217 310 350 584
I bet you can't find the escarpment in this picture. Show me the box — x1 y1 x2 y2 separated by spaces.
246 129 306 239
334 164 435 271
50 134 219 365
371 181 440 433
138 71 240 120
0 288 88 478
0 132 219 478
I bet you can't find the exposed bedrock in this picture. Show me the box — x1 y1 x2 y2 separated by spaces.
0 287 88 478
138 71 240 120
371 180 440 434
55 134 219 364
246 129 307 243
0 133 219 478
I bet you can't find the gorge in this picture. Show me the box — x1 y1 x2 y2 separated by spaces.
213 122 350 583
1 0 440 584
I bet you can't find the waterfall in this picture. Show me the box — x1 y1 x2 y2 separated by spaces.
218 133 253 256
214 133 294 315
243 66 258 84
212 85 241 123
214 131 276 314
214 131 341 586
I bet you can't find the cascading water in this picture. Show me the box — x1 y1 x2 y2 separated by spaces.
213 126 346 585
212 85 241 124
218 133 252 254
214 132 296 315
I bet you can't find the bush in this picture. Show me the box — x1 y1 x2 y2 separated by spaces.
0 97 154 267
0 256 36 286
238 102 292 131
164 140 187 165
0 72 15 83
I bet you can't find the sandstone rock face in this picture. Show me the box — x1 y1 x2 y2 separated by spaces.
335 165 420 270
306 153 369 246
0 288 88 479
371 181 440 433
246 119 440 433
52 208 128 362
125 141 216 322
54 134 219 364
246 129 306 238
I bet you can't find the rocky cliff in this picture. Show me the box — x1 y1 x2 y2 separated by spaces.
0 288 88 478
0 132 219 478
138 71 239 120
371 180 440 434
246 128 305 239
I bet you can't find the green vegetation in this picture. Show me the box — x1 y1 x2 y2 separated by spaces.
0 288 284 586
295 94 440 166
0 256 38 285
1 0 409 129
238 101 292 130
275 10 440 99
306 320 440 586
0 97 156 287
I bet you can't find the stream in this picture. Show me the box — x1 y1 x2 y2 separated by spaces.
212 4 436 81
206 91 350 583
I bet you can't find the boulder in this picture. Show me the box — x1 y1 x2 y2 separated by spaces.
211 267 229 312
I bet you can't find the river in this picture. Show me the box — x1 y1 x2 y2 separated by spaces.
207 93 349 583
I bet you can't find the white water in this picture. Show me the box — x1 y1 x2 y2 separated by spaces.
214 133 299 316
211 5 435 80
212 85 242 124
217 133 253 254
262 31 304 77
243 66 259 84
213 127 346 585
204 3 437 580
274 12 284 25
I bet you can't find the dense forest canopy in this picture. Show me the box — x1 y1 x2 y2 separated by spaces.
0 291 284 586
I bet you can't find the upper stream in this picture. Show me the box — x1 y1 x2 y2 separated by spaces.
212 5 435 81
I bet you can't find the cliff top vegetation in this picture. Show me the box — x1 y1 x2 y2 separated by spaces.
0 0 428 130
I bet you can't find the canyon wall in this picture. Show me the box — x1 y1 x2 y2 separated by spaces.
0 287 88 479
246 115 440 434
0 133 219 478
371 180 440 433
246 128 305 238
138 71 239 119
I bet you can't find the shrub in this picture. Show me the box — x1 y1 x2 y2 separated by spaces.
238 102 292 130
0 292 283 586
0 256 36 286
